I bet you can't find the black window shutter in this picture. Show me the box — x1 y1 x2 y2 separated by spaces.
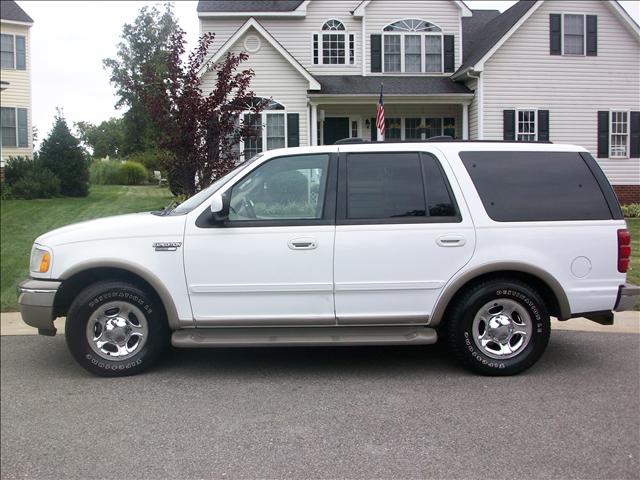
586 15 597 56
313 34 318 64
597 111 609 158
503 110 515 140
370 118 377 141
550 14 562 55
371 34 382 72
287 113 299 147
630 111 640 159
444 35 455 72
538 110 550 141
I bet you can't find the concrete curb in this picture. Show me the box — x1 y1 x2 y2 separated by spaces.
1 311 638 336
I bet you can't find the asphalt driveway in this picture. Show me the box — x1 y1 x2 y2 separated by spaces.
1 331 639 479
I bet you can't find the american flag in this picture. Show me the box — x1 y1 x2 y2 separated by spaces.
376 83 385 140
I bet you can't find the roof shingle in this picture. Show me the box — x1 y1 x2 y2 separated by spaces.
197 1 304 13
0 0 33 23
311 76 473 95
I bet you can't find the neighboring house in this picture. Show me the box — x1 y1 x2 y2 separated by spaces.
197 0 640 203
0 0 33 177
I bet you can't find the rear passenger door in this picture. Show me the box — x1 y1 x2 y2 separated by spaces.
333 150 475 325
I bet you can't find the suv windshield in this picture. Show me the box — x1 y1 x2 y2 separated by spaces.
167 154 263 215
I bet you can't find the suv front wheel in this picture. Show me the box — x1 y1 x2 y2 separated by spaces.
65 281 169 376
446 279 551 375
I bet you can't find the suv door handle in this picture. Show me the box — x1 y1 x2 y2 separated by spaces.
288 238 318 250
436 235 466 247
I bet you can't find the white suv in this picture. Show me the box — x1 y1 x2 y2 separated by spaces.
18 141 639 376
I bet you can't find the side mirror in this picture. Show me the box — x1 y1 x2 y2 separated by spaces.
210 193 228 222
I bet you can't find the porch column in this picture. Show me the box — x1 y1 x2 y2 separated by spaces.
462 103 469 140
310 103 318 146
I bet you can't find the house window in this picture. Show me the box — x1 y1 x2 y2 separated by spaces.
316 20 349 65
563 14 585 55
1 34 26 70
405 118 422 139
385 118 402 139
382 19 443 73
1 107 28 148
241 99 288 158
403 117 456 140
516 110 537 141
610 111 629 158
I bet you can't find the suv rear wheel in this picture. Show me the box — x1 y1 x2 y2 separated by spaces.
65 281 169 377
446 278 551 375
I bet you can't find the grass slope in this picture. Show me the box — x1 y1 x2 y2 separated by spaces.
1 185 172 311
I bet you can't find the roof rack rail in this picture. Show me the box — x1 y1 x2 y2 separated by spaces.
331 138 554 145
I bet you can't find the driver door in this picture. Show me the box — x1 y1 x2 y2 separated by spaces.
183 152 338 326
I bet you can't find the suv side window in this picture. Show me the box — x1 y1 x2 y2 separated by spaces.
229 154 330 222
338 151 460 224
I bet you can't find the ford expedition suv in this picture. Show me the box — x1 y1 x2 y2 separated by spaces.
18 141 639 376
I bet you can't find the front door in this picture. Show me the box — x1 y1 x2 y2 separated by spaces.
333 150 476 325
183 152 338 326
323 117 350 145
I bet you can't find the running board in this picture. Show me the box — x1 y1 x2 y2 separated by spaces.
171 326 437 348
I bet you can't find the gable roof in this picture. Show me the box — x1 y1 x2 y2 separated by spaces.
197 1 304 13
455 0 538 77
352 0 472 17
1 1 34 24
197 17 321 90
462 9 501 61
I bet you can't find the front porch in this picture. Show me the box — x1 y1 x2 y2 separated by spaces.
307 76 474 145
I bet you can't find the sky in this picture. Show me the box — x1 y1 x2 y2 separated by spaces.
13 0 640 147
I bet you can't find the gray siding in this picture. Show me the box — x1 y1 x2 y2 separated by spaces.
200 27 310 148
481 0 640 185
466 77 478 139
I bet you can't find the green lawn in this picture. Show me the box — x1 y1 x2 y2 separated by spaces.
626 218 640 310
1 185 172 311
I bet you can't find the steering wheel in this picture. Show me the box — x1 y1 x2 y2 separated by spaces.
230 197 257 219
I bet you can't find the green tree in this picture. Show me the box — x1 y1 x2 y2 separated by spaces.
39 112 89 197
103 3 178 154
76 118 126 159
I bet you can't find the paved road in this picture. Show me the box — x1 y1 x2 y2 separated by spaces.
1 332 639 479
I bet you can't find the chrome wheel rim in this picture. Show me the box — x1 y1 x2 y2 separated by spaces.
472 299 532 360
86 301 148 361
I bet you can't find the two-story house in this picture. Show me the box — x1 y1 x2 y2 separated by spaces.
197 0 640 203
0 0 33 173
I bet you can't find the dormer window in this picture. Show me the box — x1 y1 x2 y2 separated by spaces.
381 19 443 73
313 20 355 66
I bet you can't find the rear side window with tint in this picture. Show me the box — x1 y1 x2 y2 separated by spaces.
346 152 425 219
460 151 613 221
422 154 458 217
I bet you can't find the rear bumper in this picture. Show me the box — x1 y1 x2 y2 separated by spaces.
17 279 61 336
614 284 640 312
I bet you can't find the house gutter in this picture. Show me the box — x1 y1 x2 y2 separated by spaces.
467 70 483 140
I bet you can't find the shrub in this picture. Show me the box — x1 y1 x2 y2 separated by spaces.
4 156 33 185
10 168 61 199
39 113 89 197
90 160 124 185
124 149 171 174
622 203 640 218
119 161 147 185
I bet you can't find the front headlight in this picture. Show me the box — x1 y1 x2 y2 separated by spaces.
30 245 52 274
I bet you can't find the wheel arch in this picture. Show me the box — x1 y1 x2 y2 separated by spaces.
430 262 571 328
54 261 182 330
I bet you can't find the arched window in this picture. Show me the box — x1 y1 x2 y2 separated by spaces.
242 97 287 158
313 20 355 65
380 19 444 73
322 19 345 31
383 19 441 32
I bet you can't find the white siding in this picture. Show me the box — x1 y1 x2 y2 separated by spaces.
364 0 462 74
0 22 32 162
200 27 309 148
199 0 464 76
481 0 640 185
466 77 478 139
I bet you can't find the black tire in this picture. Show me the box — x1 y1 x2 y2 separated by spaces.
65 281 169 377
446 278 551 376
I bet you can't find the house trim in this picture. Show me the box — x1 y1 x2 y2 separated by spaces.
351 1 472 18
197 17 321 90
0 19 33 27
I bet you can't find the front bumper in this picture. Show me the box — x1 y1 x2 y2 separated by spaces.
614 284 640 312
17 279 61 336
